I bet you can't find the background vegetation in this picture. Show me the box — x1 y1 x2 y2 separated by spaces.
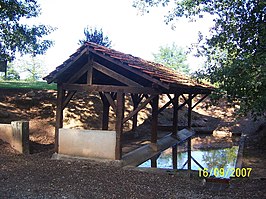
153 43 190 74
0 80 56 90
133 0 266 117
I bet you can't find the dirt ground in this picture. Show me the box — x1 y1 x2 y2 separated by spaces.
0 88 266 198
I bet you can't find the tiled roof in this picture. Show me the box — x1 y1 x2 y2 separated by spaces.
44 42 213 91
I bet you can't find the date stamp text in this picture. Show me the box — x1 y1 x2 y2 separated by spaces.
198 168 252 178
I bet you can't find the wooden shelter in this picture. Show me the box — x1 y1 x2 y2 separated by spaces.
44 42 213 160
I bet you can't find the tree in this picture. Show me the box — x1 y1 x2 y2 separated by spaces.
153 43 189 74
79 27 112 47
0 0 54 61
0 63 20 80
133 0 266 117
7 55 47 81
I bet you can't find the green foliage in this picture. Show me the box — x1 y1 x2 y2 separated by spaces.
133 0 266 117
8 55 47 81
3 63 20 80
0 0 54 61
79 27 112 47
153 43 190 74
0 80 56 90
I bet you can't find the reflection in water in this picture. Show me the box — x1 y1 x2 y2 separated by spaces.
138 144 239 178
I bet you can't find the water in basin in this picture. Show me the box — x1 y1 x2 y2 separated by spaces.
138 135 239 178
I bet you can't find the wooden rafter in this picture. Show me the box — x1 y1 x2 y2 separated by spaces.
67 61 91 83
93 61 142 87
89 48 170 89
47 48 88 84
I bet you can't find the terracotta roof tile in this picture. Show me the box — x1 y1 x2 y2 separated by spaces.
82 42 212 89
44 42 213 91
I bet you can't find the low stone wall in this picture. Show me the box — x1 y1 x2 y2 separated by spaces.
0 121 29 154
58 128 116 160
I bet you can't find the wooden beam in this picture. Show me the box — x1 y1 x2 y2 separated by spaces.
89 48 170 89
138 94 145 103
167 93 173 101
151 95 159 143
62 91 76 110
115 91 124 160
111 92 117 100
158 97 174 114
122 95 155 124
55 83 65 153
158 125 173 131
181 94 187 102
62 83 160 94
104 92 117 111
192 94 208 109
93 61 142 87
177 93 197 111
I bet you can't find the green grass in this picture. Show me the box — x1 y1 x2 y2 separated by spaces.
0 80 56 90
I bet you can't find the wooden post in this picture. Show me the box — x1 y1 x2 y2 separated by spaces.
187 137 192 173
172 144 177 169
115 91 124 160
151 156 157 168
55 83 65 153
187 94 192 172
131 94 140 131
188 94 192 129
172 94 179 137
151 95 159 144
87 57 93 85
100 93 110 130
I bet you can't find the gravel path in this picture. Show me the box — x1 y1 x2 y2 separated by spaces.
1 142 265 199
0 89 265 198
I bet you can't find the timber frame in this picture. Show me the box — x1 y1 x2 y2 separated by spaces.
44 42 214 160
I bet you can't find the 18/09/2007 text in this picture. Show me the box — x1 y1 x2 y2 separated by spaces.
198 168 252 178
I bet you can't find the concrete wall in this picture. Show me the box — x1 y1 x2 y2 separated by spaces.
0 121 29 154
59 128 116 160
